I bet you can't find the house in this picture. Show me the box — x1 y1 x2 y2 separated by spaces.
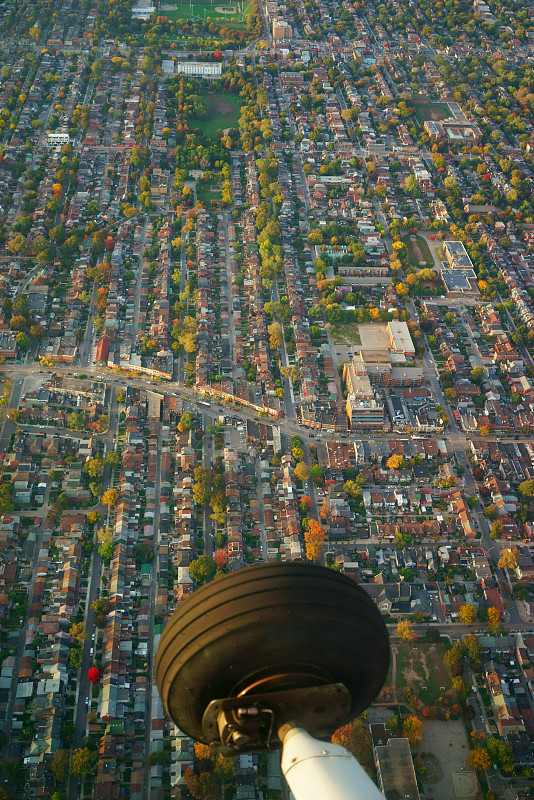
360 579 412 615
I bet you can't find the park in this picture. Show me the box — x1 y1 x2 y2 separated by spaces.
164 0 255 27
196 91 242 136
413 101 452 124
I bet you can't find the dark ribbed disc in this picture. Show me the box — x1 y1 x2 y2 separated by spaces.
155 562 390 744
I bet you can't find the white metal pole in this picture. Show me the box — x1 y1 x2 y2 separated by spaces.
280 726 385 800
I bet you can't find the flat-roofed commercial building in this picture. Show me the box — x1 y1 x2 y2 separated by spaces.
371 724 420 800
174 61 222 78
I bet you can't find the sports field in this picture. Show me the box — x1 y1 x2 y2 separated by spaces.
402 235 434 268
165 0 255 27
413 102 451 124
195 92 242 136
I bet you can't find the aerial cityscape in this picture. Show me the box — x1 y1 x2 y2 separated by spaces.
0 0 533 796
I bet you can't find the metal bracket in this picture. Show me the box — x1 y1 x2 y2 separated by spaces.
202 683 351 755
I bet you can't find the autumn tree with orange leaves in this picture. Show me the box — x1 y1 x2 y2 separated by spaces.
469 747 491 771
402 715 424 747
213 549 228 570
183 769 219 800
331 718 374 777
396 618 417 642
304 518 325 561
486 606 504 635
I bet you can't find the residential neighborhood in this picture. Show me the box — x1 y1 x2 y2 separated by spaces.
0 0 534 797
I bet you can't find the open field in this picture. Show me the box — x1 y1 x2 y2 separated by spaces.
166 0 254 27
413 102 451 124
196 179 222 205
331 324 361 345
402 235 435 268
195 92 242 136
396 642 452 704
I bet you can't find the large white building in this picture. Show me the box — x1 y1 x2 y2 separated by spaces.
174 61 222 78
47 132 70 148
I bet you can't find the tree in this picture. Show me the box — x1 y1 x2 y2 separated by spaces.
193 479 212 506
469 747 491 771
292 443 304 461
101 488 118 508
486 736 514 774
51 750 70 782
458 604 477 625
498 547 521 571
319 498 331 521
10 315 27 331
304 519 325 561
444 641 464 667
343 480 363 498
30 324 44 339
88 666 101 684
453 676 469 701
470 366 486 385
69 621 88 645
310 464 323 485
189 556 217 584
402 716 423 747
71 748 96 777
104 452 119 468
91 598 108 615
463 633 482 664
184 769 219 800
210 493 227 526
85 457 103 479
87 511 101 525
268 320 284 350
486 606 503 635
178 412 193 432
294 462 310 482
69 646 82 671
16 331 30 351
386 454 406 470
518 479 534 499
299 495 313 513
331 718 374 778
396 619 417 642
99 540 114 564
213 549 228 570
7 409 20 422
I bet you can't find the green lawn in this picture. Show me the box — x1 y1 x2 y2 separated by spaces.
396 643 452 705
195 92 242 137
166 0 254 27
402 235 434 268
196 179 222 205
413 102 451 124
331 323 362 345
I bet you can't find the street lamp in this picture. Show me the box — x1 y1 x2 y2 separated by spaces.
156 562 389 800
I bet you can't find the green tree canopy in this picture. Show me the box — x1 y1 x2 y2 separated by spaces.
189 556 217 584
